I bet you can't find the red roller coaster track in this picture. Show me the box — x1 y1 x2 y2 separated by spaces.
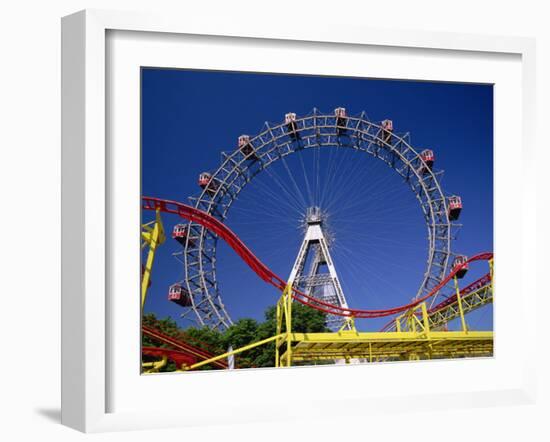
142 196 493 319
142 325 229 369
142 347 198 369
379 273 493 332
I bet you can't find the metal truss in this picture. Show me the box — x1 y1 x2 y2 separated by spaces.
287 207 349 331
384 271 494 333
427 280 493 330
181 283 493 371
276 285 492 366
281 331 493 363
178 109 460 330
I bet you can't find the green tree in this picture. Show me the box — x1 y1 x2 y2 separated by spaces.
141 313 181 371
142 302 330 371
142 313 225 371
220 303 330 368
184 326 225 354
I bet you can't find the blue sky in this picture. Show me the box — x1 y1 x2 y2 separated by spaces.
141 68 493 332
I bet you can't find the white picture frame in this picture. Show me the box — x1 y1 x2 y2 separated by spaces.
61 9 538 433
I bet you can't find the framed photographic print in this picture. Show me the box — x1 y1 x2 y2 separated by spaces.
61 9 537 433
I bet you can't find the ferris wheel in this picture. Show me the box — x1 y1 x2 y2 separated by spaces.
168 108 463 330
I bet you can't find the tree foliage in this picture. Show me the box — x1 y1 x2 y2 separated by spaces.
142 303 329 371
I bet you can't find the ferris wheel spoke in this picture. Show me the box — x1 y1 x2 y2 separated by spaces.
255 168 306 215
338 249 414 301
319 148 358 209
322 150 371 211
278 154 310 209
256 163 305 213
295 149 315 207
324 163 399 214
334 244 403 305
230 203 298 227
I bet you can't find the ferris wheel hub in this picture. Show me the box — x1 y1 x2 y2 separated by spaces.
305 206 326 225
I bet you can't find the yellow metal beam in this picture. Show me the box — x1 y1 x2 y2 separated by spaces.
454 276 468 332
427 283 493 330
275 284 294 367
173 275 494 371
280 330 493 363
390 259 494 332
141 209 165 309
184 334 284 371
286 330 493 342
142 355 168 373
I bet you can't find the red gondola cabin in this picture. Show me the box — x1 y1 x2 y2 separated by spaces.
448 196 462 221
168 283 192 307
172 224 194 247
419 149 435 174
198 172 218 196
452 255 469 279
335 107 347 134
285 112 299 140
238 134 257 159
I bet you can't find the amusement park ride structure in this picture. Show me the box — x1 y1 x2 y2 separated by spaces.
141 197 493 370
167 108 464 331
288 206 349 331
140 107 492 371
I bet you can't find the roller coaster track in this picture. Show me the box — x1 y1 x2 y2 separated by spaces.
142 347 197 370
380 274 493 332
427 274 493 329
142 325 229 369
142 196 493 320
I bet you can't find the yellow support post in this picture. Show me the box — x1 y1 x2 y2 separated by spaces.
275 300 281 368
421 302 430 336
408 310 417 333
395 317 401 332
141 209 165 309
453 276 468 333
339 316 357 332
285 285 293 367
274 283 294 367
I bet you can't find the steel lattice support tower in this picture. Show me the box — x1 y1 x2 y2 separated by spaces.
287 207 349 330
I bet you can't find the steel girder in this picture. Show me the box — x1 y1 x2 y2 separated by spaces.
280 330 493 363
427 283 493 330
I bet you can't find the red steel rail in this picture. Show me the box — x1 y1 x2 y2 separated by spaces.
379 273 493 332
142 325 229 369
142 196 493 319
142 347 198 368
430 273 492 312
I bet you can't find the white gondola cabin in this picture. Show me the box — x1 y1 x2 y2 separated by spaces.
238 134 257 159
382 119 393 142
198 172 218 196
335 107 347 134
168 283 192 307
285 112 299 140
419 149 435 174
452 255 469 279
448 195 462 221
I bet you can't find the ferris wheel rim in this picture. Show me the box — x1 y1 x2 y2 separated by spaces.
180 109 459 330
